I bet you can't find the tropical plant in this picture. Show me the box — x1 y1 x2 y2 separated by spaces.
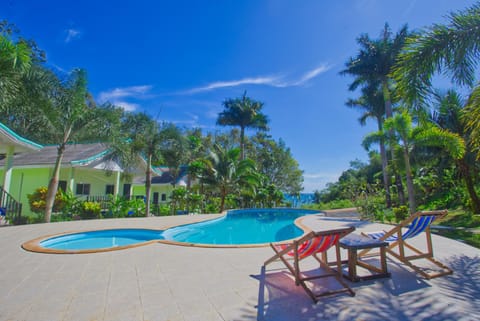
248 133 304 195
79 201 101 220
27 186 65 214
393 2 480 105
346 84 392 207
217 92 269 159
122 112 164 216
0 33 32 106
364 111 465 213
430 90 480 213
340 23 411 207
40 69 107 223
392 2 480 154
202 144 259 212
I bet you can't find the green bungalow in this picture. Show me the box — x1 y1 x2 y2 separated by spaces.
0 123 186 218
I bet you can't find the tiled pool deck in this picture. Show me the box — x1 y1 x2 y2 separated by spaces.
0 213 479 321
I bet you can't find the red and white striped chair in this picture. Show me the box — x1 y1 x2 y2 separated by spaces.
264 227 355 303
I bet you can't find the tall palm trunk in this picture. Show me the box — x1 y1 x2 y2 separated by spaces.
44 143 66 222
383 81 406 206
378 120 392 207
402 147 416 214
145 154 152 216
240 126 245 160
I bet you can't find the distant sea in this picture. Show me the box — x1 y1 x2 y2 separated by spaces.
283 193 315 208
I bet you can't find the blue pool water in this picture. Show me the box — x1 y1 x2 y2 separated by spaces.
39 208 319 250
40 229 164 250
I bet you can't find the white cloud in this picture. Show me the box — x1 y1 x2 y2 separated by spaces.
97 85 153 112
98 85 152 102
65 29 81 43
179 63 331 95
291 64 332 86
182 76 282 94
112 101 139 112
303 171 340 192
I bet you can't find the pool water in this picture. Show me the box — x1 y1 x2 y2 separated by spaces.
162 208 317 245
40 229 164 250
38 208 320 251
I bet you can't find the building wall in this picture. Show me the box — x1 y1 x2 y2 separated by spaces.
0 166 128 216
132 184 174 204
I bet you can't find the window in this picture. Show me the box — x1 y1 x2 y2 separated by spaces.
153 192 159 204
123 184 131 199
105 184 115 195
76 183 90 195
161 193 167 202
58 180 67 192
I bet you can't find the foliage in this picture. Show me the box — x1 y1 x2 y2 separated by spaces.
302 199 355 210
393 2 480 106
27 186 64 214
217 92 269 159
248 133 303 195
79 201 101 220
354 185 387 222
393 206 409 222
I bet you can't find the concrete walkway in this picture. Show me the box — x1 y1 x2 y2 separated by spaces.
0 214 479 321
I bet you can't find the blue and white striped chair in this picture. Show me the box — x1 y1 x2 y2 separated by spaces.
361 210 453 279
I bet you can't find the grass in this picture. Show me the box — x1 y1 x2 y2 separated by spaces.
432 209 480 249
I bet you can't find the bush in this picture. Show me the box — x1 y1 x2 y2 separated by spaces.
27 186 65 214
79 201 101 220
355 193 386 222
393 206 409 222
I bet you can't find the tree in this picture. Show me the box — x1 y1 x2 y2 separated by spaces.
431 90 480 213
364 111 465 213
42 69 106 222
248 133 303 195
202 144 259 213
122 112 164 216
341 24 411 207
392 2 480 152
346 84 391 207
217 92 269 159
393 2 480 105
0 33 32 106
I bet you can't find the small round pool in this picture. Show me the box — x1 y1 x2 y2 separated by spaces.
39 229 164 251
23 208 321 253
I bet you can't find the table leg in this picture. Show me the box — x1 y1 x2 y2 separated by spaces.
380 246 387 274
348 249 357 281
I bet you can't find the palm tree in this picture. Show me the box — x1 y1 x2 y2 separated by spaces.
202 144 259 213
393 3 480 105
340 23 410 119
42 69 103 222
346 84 392 207
217 92 269 159
364 111 465 213
0 34 32 106
123 112 164 216
431 90 480 213
392 2 480 151
340 24 411 207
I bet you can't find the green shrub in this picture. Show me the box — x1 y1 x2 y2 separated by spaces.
80 201 101 219
355 193 386 222
27 186 65 214
393 206 409 223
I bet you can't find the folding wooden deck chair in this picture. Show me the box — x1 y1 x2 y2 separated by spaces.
360 210 453 279
264 227 355 303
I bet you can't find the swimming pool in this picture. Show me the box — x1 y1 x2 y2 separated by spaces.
23 208 321 253
39 229 165 250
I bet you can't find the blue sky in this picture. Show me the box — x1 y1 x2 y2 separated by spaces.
3 0 476 192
